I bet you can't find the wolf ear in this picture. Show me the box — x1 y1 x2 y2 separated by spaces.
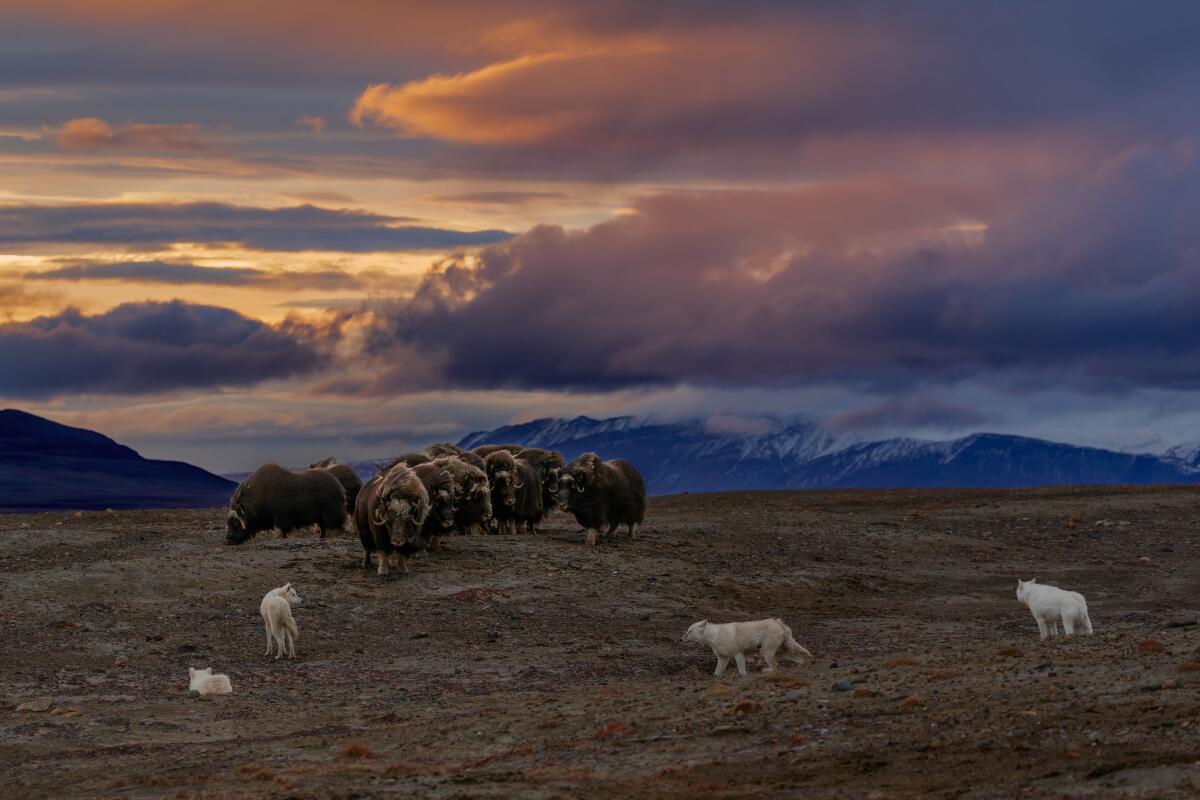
189 667 195 677
283 583 291 590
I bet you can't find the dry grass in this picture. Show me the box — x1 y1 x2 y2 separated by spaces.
928 669 961 680
338 741 379 760
1136 639 1166 653
885 656 919 668
996 645 1023 658
236 764 287 784
1176 661 1200 672
595 722 636 738
898 695 925 708
730 700 761 715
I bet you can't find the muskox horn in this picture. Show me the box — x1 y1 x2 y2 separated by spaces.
229 506 247 527
371 505 388 526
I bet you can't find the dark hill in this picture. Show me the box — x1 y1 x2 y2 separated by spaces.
0 409 235 511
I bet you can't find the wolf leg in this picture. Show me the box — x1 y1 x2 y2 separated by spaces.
1063 616 1075 636
1050 621 1059 637
264 621 273 656
714 656 728 677
734 652 747 676
762 646 778 673
1036 617 1048 640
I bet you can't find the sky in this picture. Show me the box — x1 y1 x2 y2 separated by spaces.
2 1 1200 472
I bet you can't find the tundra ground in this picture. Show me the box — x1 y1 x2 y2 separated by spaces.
3 486 1200 799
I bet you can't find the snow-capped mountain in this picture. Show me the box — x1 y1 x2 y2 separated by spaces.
457 416 1200 495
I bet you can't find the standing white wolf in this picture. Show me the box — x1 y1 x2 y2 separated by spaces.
681 618 812 676
188 667 233 696
1016 578 1093 639
260 583 302 659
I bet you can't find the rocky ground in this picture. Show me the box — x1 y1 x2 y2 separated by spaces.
3 485 1200 799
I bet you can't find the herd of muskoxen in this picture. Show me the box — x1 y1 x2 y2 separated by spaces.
226 444 646 576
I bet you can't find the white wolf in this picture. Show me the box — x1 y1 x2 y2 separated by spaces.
260 583 302 659
681 618 812 677
1016 578 1093 639
188 667 233 696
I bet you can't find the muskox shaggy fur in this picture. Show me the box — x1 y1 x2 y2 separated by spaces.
309 458 363 516
485 450 520 535
457 450 487 472
425 442 465 458
382 452 431 471
557 453 646 546
511 457 546 533
516 447 565 509
227 464 347 544
412 462 458 552
473 444 524 459
431 457 492 535
354 464 430 577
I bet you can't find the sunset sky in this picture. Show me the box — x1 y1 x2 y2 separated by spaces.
2 1 1200 471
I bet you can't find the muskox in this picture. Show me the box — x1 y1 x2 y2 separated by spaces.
485 450 519 535
425 442 464 458
557 453 646 546
412 462 458 551
355 463 430 576
511 457 546 533
473 443 524 458
515 447 565 509
309 457 363 516
457 450 487 472
227 464 347 544
431 456 492 535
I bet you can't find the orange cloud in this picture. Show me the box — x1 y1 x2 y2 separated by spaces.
296 115 327 134
53 117 210 151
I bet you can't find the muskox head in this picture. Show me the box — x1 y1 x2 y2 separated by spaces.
490 470 520 507
555 473 575 510
225 504 252 545
464 478 493 521
572 453 602 488
372 496 426 549
430 469 457 529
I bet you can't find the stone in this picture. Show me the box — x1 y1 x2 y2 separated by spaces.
831 680 854 692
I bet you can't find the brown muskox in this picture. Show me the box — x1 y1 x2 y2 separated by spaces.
457 450 487 472
473 443 524 458
485 450 519 534
557 453 646 546
425 442 464 458
511 457 546 533
309 457 363 516
515 447 565 509
431 456 492 535
412 462 458 552
354 463 430 576
227 463 347 545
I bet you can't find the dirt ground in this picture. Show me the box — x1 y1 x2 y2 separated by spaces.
3 485 1200 799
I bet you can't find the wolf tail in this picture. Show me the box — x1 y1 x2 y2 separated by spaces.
776 620 812 658
1081 605 1093 635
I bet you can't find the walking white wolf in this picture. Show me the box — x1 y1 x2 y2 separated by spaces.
1016 578 1093 639
681 618 812 676
260 583 302 659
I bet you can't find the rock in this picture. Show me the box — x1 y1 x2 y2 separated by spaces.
410 632 429 640
898 694 924 708
832 680 854 692
638 612 651 621
852 687 879 698
731 700 760 715
16 700 52 713
114 655 129 667
978 739 993 751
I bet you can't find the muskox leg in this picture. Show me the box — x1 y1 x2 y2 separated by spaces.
607 522 619 538
362 549 373 570
278 527 288 539
585 529 597 546
377 552 390 577
317 526 326 539
430 535 442 553
397 555 409 574
628 523 638 539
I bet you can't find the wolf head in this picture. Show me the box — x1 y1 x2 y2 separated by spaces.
681 619 709 643
188 667 213 690
278 583 302 604
1016 578 1037 602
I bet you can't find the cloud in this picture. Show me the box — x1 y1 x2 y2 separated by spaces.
296 115 326 134
26 260 365 290
339 146 1200 396
52 117 211 151
0 201 511 252
828 397 989 434
423 191 570 206
0 300 335 399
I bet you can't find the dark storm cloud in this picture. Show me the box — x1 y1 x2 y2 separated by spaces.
0 202 510 252
27 260 363 291
342 146 1200 396
0 301 333 398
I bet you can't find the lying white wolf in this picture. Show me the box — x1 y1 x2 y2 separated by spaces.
188 667 233 696
1016 578 1093 639
682 618 812 676
260 583 301 659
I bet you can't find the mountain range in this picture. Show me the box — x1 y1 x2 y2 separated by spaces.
454 416 1200 495
0 409 235 511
